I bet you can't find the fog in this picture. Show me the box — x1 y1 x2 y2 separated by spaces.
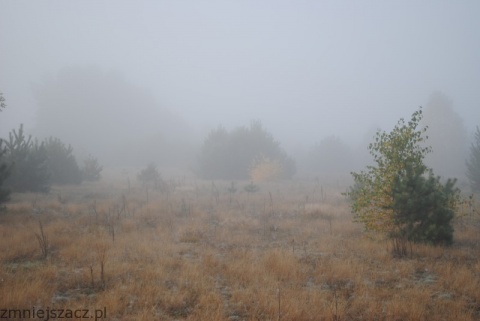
1 1 479 176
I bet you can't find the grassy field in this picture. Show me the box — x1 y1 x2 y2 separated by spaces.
0 172 479 321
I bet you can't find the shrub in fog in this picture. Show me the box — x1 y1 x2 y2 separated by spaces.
44 137 82 185
82 155 103 181
244 181 259 193
197 121 295 180
138 163 165 190
466 126 480 193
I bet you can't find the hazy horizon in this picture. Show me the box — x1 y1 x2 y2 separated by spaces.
1 1 479 164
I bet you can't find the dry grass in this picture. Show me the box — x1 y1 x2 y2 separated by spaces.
0 177 479 321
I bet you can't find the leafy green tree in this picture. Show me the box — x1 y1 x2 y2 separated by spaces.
3 125 50 193
466 126 480 193
349 108 459 255
44 137 82 185
198 121 295 180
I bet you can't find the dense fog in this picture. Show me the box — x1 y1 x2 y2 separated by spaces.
1 1 479 180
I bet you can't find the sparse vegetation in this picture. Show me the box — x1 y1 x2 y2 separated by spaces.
0 176 478 320
0 96 475 320
2 4 479 320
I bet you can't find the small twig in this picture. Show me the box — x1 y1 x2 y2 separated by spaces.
89 265 94 288
277 287 281 321
96 242 109 289
35 220 48 259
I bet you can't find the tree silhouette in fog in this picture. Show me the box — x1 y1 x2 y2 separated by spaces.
307 135 354 174
197 121 295 180
33 65 192 165
421 92 467 179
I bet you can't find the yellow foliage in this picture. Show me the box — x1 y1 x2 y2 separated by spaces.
249 156 283 182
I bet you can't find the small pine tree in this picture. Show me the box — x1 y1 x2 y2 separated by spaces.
0 94 11 207
244 182 259 193
82 155 103 181
3 125 50 193
0 140 12 208
137 163 164 190
44 137 82 185
391 163 457 249
466 126 480 193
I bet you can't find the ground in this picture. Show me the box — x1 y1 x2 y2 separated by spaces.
0 172 479 321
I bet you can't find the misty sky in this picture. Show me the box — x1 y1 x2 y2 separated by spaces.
1 1 479 150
